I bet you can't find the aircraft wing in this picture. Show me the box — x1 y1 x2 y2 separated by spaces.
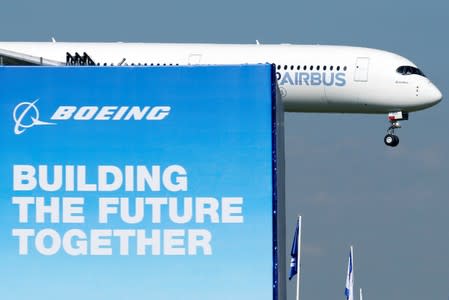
0 48 64 66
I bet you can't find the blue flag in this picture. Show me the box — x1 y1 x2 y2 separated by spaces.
345 246 354 300
288 220 300 280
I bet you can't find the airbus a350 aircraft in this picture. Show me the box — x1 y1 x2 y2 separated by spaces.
0 41 443 147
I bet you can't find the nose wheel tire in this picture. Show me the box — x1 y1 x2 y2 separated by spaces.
384 134 399 147
385 112 408 147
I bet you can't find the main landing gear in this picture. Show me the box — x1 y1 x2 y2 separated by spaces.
384 111 408 147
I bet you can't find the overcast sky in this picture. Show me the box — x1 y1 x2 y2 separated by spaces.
1 0 448 299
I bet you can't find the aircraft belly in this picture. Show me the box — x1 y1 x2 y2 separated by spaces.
282 82 338 112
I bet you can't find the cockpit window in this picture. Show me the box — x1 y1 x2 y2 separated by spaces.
396 66 426 77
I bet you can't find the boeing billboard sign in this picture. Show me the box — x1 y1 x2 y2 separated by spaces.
0 66 285 300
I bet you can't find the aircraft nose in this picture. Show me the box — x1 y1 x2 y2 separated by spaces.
423 82 443 108
429 83 443 105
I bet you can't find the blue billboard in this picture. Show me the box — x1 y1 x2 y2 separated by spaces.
0 66 285 300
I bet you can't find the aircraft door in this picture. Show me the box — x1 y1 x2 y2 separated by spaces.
354 57 370 82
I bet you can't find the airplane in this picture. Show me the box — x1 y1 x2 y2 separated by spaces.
0 41 443 147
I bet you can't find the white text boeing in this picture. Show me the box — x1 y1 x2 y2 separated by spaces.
51 106 171 121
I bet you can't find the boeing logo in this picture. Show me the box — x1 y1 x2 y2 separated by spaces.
51 105 171 121
277 72 346 86
13 100 171 135
13 100 56 135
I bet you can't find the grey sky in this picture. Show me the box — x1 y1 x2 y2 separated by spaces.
1 0 448 299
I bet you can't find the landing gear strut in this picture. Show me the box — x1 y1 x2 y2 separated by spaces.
384 111 408 147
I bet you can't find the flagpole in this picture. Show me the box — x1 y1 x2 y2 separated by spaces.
296 215 302 300
360 288 363 300
351 245 354 300
352 246 354 300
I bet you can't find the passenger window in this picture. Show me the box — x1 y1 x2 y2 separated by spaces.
317 65 320 71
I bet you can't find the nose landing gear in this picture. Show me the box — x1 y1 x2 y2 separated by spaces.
384 111 408 147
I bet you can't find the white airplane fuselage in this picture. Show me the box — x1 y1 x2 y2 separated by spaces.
0 42 443 115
